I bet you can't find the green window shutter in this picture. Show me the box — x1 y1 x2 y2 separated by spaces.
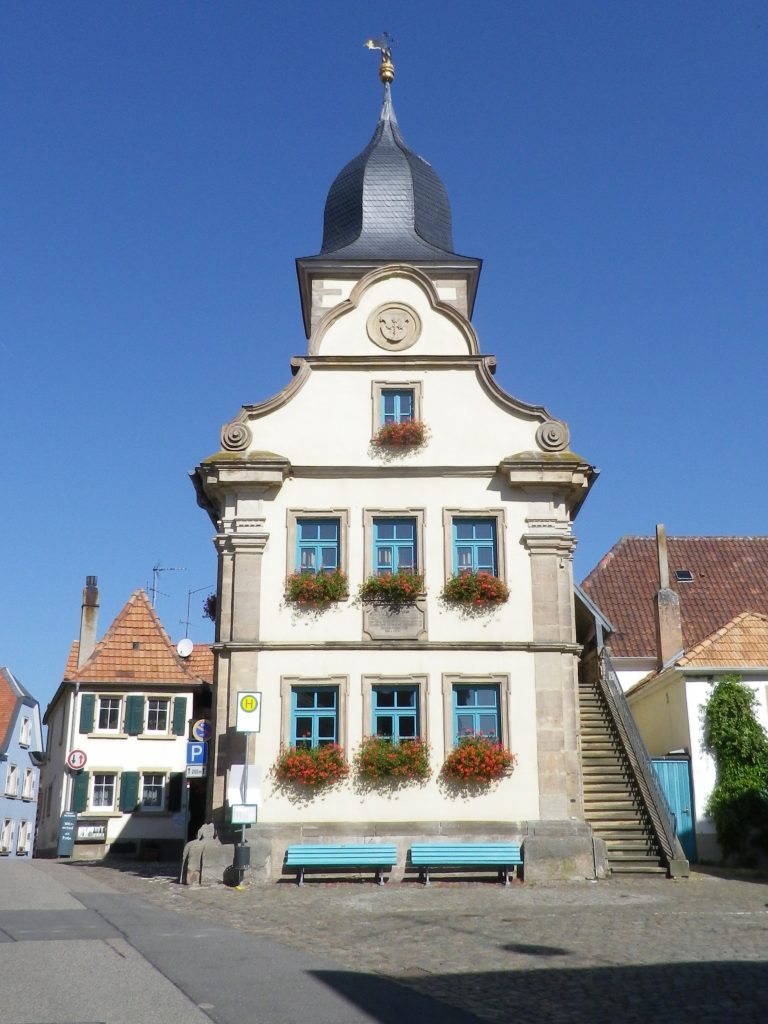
72 771 89 812
119 772 140 812
171 697 188 736
79 694 95 734
168 772 184 812
124 696 145 735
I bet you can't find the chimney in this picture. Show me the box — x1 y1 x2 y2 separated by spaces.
77 575 100 668
653 525 683 669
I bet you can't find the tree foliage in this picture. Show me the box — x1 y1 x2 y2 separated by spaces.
703 674 768 861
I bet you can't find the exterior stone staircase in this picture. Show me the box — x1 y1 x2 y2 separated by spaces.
579 675 667 875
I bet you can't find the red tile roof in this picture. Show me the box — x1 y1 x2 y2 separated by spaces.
677 611 768 667
581 536 768 658
63 590 212 686
0 668 18 751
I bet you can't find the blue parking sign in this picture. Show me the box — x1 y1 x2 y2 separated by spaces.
187 741 208 766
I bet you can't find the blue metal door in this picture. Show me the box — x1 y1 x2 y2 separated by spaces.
652 758 697 862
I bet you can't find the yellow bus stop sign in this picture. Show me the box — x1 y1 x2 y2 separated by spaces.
236 691 261 732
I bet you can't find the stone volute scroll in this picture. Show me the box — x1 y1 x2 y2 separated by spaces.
220 420 252 452
366 303 421 351
535 420 570 453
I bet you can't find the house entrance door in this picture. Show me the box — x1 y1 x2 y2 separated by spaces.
652 758 696 862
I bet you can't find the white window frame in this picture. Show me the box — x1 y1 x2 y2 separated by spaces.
91 773 117 811
140 772 167 812
16 820 29 856
22 768 34 801
145 698 171 735
19 716 31 747
96 696 122 733
1 818 13 854
5 764 19 798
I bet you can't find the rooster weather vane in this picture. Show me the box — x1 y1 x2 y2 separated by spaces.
364 32 396 84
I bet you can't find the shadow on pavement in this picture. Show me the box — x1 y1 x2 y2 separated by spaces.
313 960 768 1024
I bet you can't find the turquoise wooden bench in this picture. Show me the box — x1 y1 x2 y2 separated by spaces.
409 842 522 886
284 843 398 886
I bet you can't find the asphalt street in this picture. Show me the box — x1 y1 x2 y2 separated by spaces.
0 859 475 1024
3 858 768 1023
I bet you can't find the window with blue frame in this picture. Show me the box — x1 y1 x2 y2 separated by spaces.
296 518 340 574
373 518 416 574
372 686 418 742
453 684 500 741
380 389 414 425
291 687 338 748
452 518 498 575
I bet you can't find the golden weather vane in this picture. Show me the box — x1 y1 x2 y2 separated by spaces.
364 31 396 84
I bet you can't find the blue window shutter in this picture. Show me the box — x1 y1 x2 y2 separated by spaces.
168 773 184 812
124 696 145 735
172 697 187 736
119 772 139 812
79 694 95 734
72 771 90 812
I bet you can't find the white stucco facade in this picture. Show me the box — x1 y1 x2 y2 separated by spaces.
194 264 596 841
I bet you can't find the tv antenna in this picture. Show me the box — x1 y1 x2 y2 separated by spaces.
180 584 214 638
149 563 185 607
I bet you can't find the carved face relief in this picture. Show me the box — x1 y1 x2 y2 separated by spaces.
366 304 421 351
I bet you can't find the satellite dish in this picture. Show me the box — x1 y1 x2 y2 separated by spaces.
176 638 194 658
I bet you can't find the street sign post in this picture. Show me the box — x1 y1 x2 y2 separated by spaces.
231 804 257 825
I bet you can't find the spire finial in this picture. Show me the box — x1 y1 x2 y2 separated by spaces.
364 32 395 84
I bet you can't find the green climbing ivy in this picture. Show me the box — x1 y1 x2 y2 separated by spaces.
702 674 768 862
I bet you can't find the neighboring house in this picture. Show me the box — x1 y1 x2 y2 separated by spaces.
581 529 768 861
0 667 43 858
191 55 600 880
36 578 213 860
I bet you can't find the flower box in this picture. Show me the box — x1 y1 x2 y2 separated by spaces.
372 420 427 447
441 735 516 784
354 736 431 782
442 572 509 606
359 571 424 605
273 744 349 787
285 570 348 606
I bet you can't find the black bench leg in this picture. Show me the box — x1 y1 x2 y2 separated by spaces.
421 867 430 886
500 867 509 887
376 869 384 886
296 866 304 887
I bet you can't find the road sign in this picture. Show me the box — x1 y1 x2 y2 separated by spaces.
57 812 77 857
231 804 257 825
192 719 212 742
187 741 208 766
186 765 206 778
226 764 262 805
66 749 87 771
235 691 261 733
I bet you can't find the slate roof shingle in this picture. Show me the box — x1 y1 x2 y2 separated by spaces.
581 536 768 658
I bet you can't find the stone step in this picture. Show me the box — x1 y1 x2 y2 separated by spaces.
594 825 657 837
609 862 667 875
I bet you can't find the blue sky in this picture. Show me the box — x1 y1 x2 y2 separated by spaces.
2 2 767 712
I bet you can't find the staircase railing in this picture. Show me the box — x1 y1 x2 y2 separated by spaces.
597 648 689 873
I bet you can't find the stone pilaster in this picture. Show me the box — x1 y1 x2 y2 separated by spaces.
522 527 583 821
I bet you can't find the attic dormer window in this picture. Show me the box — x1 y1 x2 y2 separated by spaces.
674 570 694 583
132 642 141 650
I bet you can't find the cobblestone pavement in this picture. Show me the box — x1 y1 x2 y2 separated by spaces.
66 863 768 1024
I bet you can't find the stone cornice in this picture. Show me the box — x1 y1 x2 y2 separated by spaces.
499 453 598 518
192 456 292 521
212 640 583 654
521 533 578 556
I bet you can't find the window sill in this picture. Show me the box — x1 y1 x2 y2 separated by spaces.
87 732 128 740
80 811 122 819
136 734 178 741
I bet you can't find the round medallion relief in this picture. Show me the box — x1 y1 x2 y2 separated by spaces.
366 303 421 351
